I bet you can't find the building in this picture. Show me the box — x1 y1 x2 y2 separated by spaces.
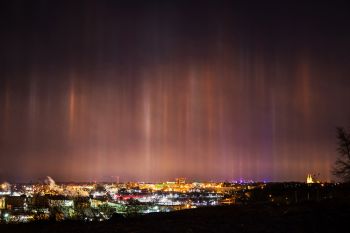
0 197 5 209
306 174 314 184
48 196 74 208
175 178 186 185
5 196 26 211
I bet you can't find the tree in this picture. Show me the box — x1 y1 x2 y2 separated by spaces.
332 127 350 182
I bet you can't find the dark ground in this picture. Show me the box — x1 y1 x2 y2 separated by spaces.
1 200 350 233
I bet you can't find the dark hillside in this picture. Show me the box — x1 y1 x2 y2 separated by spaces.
1 200 349 233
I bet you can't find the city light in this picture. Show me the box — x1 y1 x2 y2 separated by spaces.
0 176 335 223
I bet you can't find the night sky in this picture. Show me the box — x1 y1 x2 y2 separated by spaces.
1 0 350 182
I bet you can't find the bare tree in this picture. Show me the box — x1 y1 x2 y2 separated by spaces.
332 127 350 182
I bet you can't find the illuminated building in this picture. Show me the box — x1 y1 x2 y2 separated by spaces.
0 197 5 209
175 178 186 184
90 198 107 208
48 197 74 208
306 174 314 184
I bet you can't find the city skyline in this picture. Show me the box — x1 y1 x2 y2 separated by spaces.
1 1 350 182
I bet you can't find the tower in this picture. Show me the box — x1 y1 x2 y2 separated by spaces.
306 174 314 184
